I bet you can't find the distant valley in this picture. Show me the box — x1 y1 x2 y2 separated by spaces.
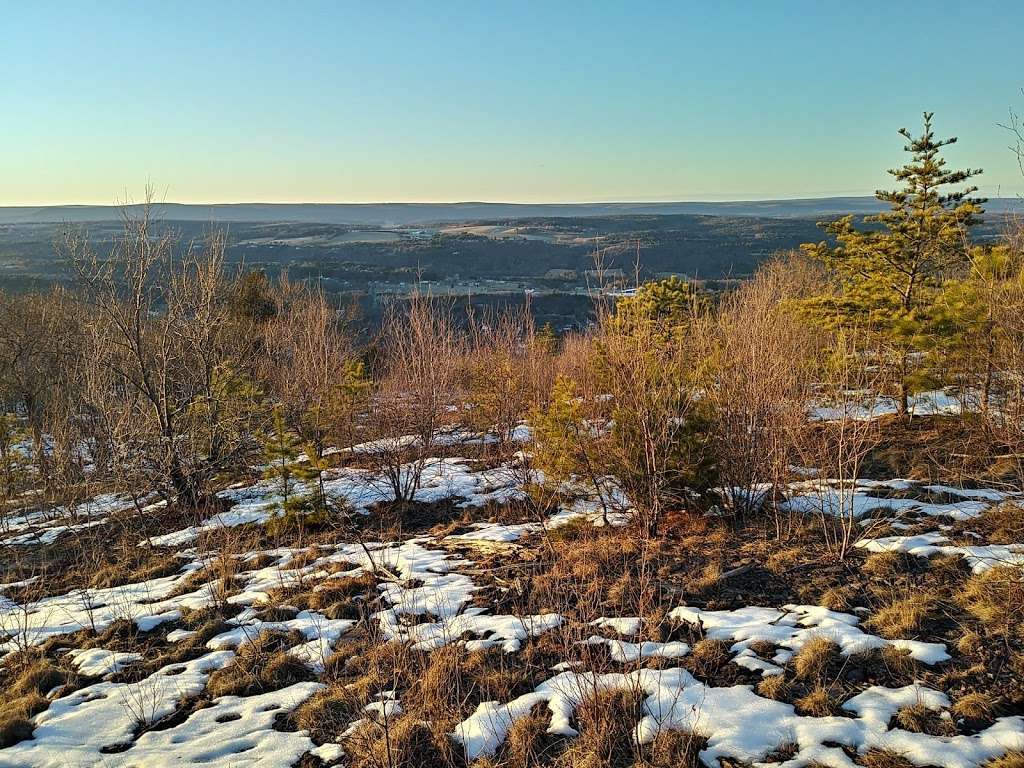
1 198 1019 329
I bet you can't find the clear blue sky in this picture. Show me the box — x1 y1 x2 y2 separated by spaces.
3 1 1023 205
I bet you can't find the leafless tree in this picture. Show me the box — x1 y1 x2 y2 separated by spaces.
464 303 552 447
264 283 360 458
366 291 464 505
64 199 256 513
704 255 823 527
796 331 887 559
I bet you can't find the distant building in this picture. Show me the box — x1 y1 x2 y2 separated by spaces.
544 268 578 280
583 268 627 281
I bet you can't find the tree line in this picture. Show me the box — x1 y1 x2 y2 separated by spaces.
1 114 1022 553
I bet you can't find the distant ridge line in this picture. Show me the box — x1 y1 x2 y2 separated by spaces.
0 197 1020 226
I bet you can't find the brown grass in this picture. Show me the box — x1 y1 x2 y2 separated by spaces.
984 752 1024 768
502 703 562 768
530 532 668 618
756 673 788 701
895 704 934 733
953 691 996 722
959 566 1024 633
865 594 933 639
879 645 917 677
956 630 984 655
642 728 705 768
862 552 902 578
689 639 731 675
5 658 69 700
293 685 362 743
749 640 776 658
819 585 856 612
0 709 36 748
684 561 723 595
89 552 182 589
859 749 918 768
792 637 839 681
555 688 643 767
972 503 1024 545
0 655 71 748
344 715 448 768
794 685 837 717
205 630 311 697
323 640 417 702
765 546 803 575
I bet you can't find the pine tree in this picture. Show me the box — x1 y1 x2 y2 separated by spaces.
529 375 588 487
614 276 702 328
939 245 1020 411
803 113 984 415
0 414 31 501
325 359 370 451
262 406 303 508
291 442 332 516
534 322 559 354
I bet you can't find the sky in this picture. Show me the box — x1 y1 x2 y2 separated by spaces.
3 1 1023 206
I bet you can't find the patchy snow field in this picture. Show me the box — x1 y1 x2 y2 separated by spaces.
1 443 1022 768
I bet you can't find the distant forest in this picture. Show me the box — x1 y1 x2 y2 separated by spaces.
0 210 1014 295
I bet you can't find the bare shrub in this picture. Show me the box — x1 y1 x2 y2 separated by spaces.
64 201 261 512
703 254 822 524
464 303 553 447
366 292 464 504
586 280 712 536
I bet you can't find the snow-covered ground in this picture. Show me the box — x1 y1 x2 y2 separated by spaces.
809 388 972 422
1 439 1022 768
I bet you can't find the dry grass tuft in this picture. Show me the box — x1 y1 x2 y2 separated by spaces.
90 553 182 589
879 645 916 677
324 640 417 701
956 630 984 655
794 685 837 717
974 503 1024 544
959 566 1024 633
0 656 66 749
895 703 933 733
412 644 526 721
862 552 902 578
859 749 918 768
865 594 933 639
206 630 311 697
690 639 731 675
0 710 35 749
502 702 561 768
530 531 668 616
792 637 839 680
309 571 377 620
642 728 705 768
819 585 856 612
294 685 362 743
766 546 803 575
749 640 776 658
983 752 1024 768
756 673 788 701
952 691 995 722
555 688 643 767
684 561 723 595
6 659 69 700
345 715 448 768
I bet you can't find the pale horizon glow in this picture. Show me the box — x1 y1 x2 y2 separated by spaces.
3 1 1023 207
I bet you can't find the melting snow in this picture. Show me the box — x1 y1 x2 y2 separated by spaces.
453 667 1024 768
670 604 950 667
856 533 1024 573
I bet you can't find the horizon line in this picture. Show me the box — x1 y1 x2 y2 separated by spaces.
6 193 1023 209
